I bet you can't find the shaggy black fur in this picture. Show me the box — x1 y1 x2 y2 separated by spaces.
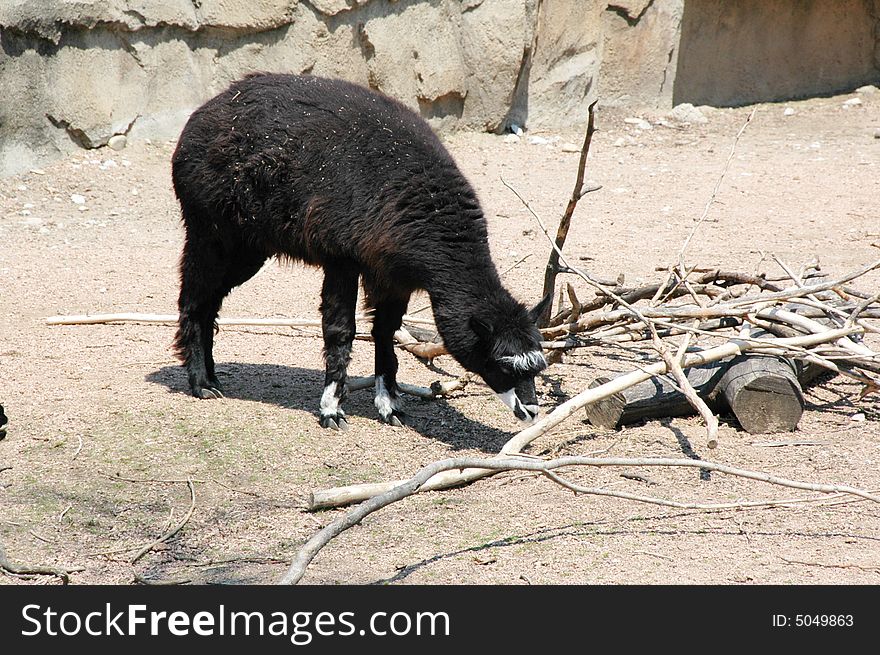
171 73 550 428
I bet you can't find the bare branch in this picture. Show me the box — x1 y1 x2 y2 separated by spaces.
46 312 436 328
538 100 599 326
650 325 719 449
284 453 879 584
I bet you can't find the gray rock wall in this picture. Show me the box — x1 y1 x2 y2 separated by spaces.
674 0 880 107
600 0 684 109
1 0 878 176
3 0 600 175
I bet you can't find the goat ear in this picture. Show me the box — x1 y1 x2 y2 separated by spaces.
527 293 553 324
469 316 494 343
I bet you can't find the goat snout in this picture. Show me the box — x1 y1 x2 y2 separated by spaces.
497 389 540 423
522 404 540 422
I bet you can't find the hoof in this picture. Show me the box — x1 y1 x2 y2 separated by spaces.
380 410 407 427
195 386 224 399
191 377 224 399
320 413 349 431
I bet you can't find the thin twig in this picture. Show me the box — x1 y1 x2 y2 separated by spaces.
45 312 436 328
130 480 196 564
650 325 719 449
678 107 756 267
134 572 193 585
500 253 533 277
210 479 260 497
102 471 207 485
778 556 880 574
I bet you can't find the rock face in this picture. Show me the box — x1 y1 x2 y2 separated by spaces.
2 0 583 175
600 0 684 109
1 0 879 176
674 0 880 107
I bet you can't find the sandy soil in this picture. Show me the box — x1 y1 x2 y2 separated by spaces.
1 90 879 585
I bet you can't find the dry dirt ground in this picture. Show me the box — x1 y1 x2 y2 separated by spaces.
1 90 879 586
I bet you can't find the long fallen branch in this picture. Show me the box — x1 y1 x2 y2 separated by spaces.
45 312 436 327
282 452 879 584
308 327 860 510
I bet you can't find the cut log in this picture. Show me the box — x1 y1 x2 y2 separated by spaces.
584 361 729 429
584 354 811 434
716 355 803 434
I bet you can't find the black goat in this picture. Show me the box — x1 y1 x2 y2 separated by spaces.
171 73 550 429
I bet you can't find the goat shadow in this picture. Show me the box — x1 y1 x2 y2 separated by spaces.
145 362 514 453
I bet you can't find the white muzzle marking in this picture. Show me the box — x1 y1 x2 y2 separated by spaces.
497 389 538 423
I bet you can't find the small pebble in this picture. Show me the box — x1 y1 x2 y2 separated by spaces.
502 133 520 144
527 135 550 145
70 194 86 205
666 103 708 124
856 85 877 94
851 412 866 422
108 134 127 151
873 128 880 139
560 142 580 153
783 107 795 116
843 97 862 107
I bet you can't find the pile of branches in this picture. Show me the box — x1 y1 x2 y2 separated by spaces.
397 257 880 391
541 258 879 369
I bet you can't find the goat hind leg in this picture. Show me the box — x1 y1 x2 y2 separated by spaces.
176 237 226 398
176 237 264 398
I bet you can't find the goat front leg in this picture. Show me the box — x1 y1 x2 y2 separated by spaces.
372 297 408 426
319 264 359 431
